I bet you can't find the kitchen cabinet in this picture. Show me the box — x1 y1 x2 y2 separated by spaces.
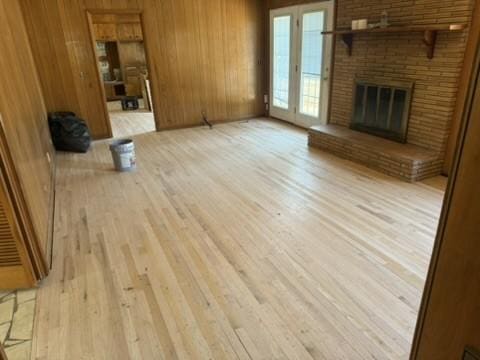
94 23 117 41
117 23 143 41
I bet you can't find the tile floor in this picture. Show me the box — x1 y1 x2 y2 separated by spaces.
0 289 37 360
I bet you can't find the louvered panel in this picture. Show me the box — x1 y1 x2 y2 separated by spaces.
0 201 21 267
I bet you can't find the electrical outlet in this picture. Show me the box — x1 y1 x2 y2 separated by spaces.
264 95 269 104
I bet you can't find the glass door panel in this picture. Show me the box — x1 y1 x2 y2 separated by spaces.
299 11 325 118
273 16 291 110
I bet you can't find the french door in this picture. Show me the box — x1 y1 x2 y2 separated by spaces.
269 2 334 128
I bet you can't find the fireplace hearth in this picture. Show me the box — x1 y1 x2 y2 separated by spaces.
351 79 414 143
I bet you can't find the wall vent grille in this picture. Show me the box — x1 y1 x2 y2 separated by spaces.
0 201 21 267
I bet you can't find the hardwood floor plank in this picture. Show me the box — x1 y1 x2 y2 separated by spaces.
33 119 445 359
108 108 156 139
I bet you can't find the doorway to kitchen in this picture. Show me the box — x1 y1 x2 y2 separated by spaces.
88 11 156 139
269 1 334 128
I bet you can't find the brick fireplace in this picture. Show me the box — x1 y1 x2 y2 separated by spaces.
308 0 475 181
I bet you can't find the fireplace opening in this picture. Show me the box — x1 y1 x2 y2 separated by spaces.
351 79 414 143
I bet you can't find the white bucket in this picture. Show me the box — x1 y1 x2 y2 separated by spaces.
109 139 136 172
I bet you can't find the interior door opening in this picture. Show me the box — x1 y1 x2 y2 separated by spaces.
87 11 157 139
269 1 334 128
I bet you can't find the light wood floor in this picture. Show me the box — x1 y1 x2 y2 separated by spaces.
109 105 156 139
33 119 446 360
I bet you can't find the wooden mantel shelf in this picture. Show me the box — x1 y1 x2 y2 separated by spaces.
322 24 468 59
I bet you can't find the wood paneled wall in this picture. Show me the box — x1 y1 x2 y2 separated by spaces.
21 0 113 138
21 0 266 138
0 0 54 263
118 42 146 70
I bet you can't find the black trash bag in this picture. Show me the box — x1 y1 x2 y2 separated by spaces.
48 112 92 153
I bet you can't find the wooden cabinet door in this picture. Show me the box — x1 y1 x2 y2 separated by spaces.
94 23 117 41
104 24 117 40
117 23 143 41
133 23 143 40
117 23 135 41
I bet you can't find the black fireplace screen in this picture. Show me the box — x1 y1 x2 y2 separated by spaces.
351 80 414 143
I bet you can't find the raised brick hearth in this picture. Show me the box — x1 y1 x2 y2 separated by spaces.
329 0 474 154
307 0 474 181
309 125 443 182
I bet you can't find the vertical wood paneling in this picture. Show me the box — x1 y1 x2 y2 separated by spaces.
20 1 78 114
210 0 229 120
21 0 266 137
0 0 54 265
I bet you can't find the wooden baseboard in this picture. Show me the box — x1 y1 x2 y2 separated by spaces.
267 116 312 131
157 114 266 132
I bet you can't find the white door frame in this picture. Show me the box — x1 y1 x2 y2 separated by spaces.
269 1 334 128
